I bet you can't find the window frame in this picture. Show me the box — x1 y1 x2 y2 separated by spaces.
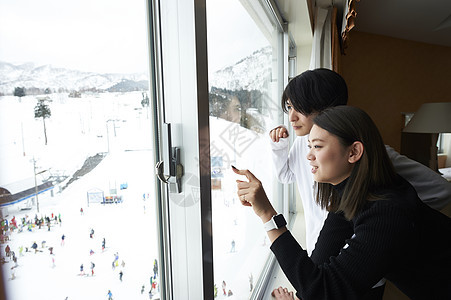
149 0 298 298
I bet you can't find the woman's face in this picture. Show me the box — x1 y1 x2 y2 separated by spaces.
307 125 354 185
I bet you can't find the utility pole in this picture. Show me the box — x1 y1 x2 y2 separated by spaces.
33 158 47 213
33 157 40 213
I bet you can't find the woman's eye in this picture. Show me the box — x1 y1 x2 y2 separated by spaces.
286 105 292 110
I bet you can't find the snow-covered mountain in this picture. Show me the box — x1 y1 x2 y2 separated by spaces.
209 46 272 92
0 46 271 96
0 61 149 95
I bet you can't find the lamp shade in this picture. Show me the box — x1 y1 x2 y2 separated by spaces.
403 102 451 133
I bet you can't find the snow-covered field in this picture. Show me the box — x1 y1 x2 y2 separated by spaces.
0 92 275 299
0 92 160 299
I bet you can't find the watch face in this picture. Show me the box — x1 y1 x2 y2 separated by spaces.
274 214 286 228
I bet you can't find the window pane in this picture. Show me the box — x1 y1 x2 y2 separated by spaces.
0 1 161 299
207 0 284 298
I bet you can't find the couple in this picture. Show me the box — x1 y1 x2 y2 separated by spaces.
233 69 451 300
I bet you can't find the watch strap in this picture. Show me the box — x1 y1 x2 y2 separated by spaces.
263 214 286 232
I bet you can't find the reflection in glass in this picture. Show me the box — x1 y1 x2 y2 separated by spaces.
207 0 283 298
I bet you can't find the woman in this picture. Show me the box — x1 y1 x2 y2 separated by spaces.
233 106 451 300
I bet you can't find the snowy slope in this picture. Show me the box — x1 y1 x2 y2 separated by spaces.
209 46 272 92
1 45 271 96
0 62 148 95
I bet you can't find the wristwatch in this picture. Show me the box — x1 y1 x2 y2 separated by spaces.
263 214 287 232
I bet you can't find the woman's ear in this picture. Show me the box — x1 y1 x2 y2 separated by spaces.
348 141 363 163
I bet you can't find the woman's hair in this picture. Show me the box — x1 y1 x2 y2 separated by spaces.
313 106 397 220
281 68 348 115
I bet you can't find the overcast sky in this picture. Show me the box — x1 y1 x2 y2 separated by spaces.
0 0 149 74
0 0 268 74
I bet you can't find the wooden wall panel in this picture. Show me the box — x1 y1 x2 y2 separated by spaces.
341 31 451 152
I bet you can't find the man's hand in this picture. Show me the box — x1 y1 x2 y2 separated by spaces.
270 126 289 142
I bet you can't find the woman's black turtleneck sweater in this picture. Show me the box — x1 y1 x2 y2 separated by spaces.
271 175 451 300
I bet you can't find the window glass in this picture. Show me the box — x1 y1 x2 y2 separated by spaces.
207 0 284 298
0 1 161 299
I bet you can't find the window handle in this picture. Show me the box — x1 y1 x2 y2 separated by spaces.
155 148 184 193
155 161 169 184
155 123 184 193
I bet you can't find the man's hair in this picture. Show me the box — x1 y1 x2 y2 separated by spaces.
282 68 348 115
313 106 397 220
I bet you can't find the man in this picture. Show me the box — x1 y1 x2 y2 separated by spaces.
269 68 451 298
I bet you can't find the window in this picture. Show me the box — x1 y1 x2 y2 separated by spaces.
207 0 286 298
0 0 294 298
0 1 161 299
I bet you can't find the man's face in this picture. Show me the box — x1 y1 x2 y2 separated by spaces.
287 99 316 136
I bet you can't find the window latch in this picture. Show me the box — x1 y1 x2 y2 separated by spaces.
155 123 184 193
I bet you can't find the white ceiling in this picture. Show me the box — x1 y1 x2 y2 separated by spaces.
353 0 451 48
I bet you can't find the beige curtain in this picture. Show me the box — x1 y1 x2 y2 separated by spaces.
309 0 361 73
309 5 333 70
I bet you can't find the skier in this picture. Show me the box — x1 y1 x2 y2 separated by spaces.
153 259 158 278
230 240 235 253
90 228 94 239
91 262 95 276
114 252 119 267
10 216 17 230
31 242 38 253
80 208 84 215
80 264 85 275
12 252 18 267
119 270 123 281
102 238 106 251
222 281 227 296
5 245 10 260
61 234 65 246
107 290 113 300
141 285 145 294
